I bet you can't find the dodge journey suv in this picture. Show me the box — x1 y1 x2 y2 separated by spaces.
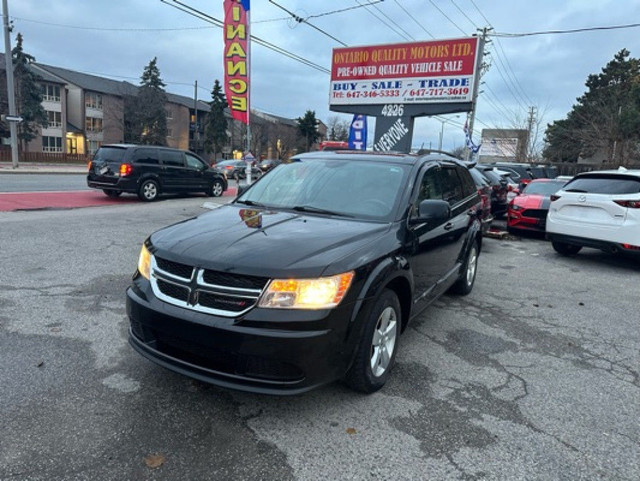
127 151 483 394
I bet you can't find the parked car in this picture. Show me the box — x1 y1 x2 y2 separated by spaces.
491 163 535 181
476 165 508 217
87 144 228 201
468 166 494 233
546 168 640 258
258 158 282 172
214 159 262 181
507 178 568 234
127 151 483 395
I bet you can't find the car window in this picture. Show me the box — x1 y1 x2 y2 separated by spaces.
457 166 477 197
416 167 443 207
93 146 126 162
185 153 205 169
564 175 640 194
161 150 185 167
439 167 464 205
131 148 159 165
469 168 490 187
523 181 566 196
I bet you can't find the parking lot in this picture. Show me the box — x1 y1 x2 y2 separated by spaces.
1 198 638 480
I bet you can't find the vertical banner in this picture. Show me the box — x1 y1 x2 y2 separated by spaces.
223 0 250 124
348 114 367 150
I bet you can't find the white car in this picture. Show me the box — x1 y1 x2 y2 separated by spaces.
546 168 640 257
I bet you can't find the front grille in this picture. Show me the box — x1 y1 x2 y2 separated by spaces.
150 256 267 317
155 257 194 280
198 292 253 312
157 279 190 303
202 270 268 290
523 209 547 219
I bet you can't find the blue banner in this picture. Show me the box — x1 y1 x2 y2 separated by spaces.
348 114 367 150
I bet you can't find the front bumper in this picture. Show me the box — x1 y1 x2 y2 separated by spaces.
126 279 360 395
507 210 546 231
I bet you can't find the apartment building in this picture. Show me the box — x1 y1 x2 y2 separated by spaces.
1 57 302 159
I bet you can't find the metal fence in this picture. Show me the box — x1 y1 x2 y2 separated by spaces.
550 162 640 176
0 151 91 164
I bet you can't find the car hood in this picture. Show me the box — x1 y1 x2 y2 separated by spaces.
149 204 391 278
512 194 549 210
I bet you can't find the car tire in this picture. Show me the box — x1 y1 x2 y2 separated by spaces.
449 241 479 296
345 289 400 394
552 241 582 256
102 189 122 198
209 179 224 197
138 179 159 202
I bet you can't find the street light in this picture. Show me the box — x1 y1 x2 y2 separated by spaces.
437 115 460 151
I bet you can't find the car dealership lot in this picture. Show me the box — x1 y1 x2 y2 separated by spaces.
1 198 638 481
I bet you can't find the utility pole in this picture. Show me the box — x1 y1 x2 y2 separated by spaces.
526 106 536 162
464 26 490 162
193 80 198 153
2 0 19 168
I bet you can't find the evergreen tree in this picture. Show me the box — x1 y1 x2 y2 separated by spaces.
136 57 168 145
203 80 229 160
296 110 320 151
12 33 47 151
544 49 640 165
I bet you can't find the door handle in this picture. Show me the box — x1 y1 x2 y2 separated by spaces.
444 222 453 231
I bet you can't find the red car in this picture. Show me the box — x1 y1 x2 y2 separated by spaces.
507 179 568 234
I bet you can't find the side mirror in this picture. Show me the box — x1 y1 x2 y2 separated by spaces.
409 199 450 225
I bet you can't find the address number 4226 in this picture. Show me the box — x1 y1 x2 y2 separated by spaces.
381 104 404 117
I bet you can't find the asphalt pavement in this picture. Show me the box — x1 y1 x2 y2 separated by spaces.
1 198 638 480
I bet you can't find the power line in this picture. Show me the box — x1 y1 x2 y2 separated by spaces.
268 0 347 46
4 15 216 32
393 0 435 39
355 0 412 41
427 0 468 36
254 2 384 24
363 0 415 41
450 0 478 31
161 0 330 74
492 22 640 37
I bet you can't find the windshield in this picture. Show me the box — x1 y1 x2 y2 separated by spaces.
94 146 126 162
237 158 410 221
523 181 566 196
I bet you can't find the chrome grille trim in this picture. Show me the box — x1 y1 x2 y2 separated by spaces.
150 256 265 317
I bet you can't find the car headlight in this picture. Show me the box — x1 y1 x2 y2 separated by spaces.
259 271 354 309
137 243 152 280
510 204 523 211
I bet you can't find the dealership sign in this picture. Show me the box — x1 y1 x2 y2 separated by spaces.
330 37 479 107
224 0 250 124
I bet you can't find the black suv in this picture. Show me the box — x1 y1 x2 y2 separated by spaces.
87 144 228 201
127 152 482 394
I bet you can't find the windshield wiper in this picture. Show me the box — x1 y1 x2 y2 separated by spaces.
291 205 352 218
236 199 267 208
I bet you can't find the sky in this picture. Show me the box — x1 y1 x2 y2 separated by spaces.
4 0 640 152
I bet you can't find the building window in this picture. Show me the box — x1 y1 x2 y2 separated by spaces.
88 140 102 155
42 136 63 152
47 111 62 128
85 92 103 110
85 117 103 132
166 109 173 120
167 128 173 138
42 84 61 102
